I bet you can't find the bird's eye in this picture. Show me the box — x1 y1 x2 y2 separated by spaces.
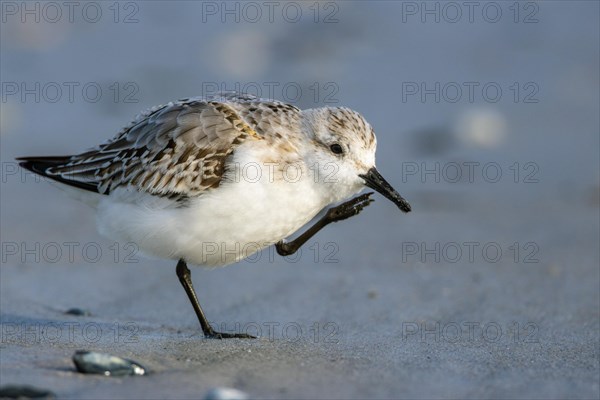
329 143 343 155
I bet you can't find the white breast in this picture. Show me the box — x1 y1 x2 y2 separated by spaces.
96 144 327 267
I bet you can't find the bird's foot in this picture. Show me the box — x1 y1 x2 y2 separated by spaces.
205 330 256 339
325 192 374 223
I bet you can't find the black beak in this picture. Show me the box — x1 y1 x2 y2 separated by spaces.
359 167 411 213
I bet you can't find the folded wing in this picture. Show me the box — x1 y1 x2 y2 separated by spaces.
18 98 265 200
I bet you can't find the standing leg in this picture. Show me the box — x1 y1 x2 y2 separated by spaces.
175 259 255 339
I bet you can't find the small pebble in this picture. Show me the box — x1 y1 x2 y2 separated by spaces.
204 387 249 400
72 351 146 377
64 308 91 316
0 385 55 399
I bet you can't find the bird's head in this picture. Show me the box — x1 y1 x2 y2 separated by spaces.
302 107 411 212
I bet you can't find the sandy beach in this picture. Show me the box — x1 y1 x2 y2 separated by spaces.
1 2 598 398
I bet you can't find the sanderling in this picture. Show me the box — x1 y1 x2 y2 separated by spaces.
18 92 411 339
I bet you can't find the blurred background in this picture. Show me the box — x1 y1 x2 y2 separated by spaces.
1 1 598 399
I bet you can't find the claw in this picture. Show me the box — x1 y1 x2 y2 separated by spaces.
326 192 375 223
205 331 256 339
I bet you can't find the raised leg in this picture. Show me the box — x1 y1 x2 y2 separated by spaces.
276 192 374 256
175 259 255 339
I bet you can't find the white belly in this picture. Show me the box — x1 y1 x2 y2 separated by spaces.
96 174 326 267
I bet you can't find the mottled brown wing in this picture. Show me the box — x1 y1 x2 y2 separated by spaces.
39 99 263 198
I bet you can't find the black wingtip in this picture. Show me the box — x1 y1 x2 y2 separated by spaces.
16 157 55 176
15 156 101 194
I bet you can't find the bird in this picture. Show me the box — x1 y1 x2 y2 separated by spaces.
17 92 411 339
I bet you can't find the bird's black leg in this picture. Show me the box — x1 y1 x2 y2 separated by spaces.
176 193 373 337
175 259 255 339
275 192 374 256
